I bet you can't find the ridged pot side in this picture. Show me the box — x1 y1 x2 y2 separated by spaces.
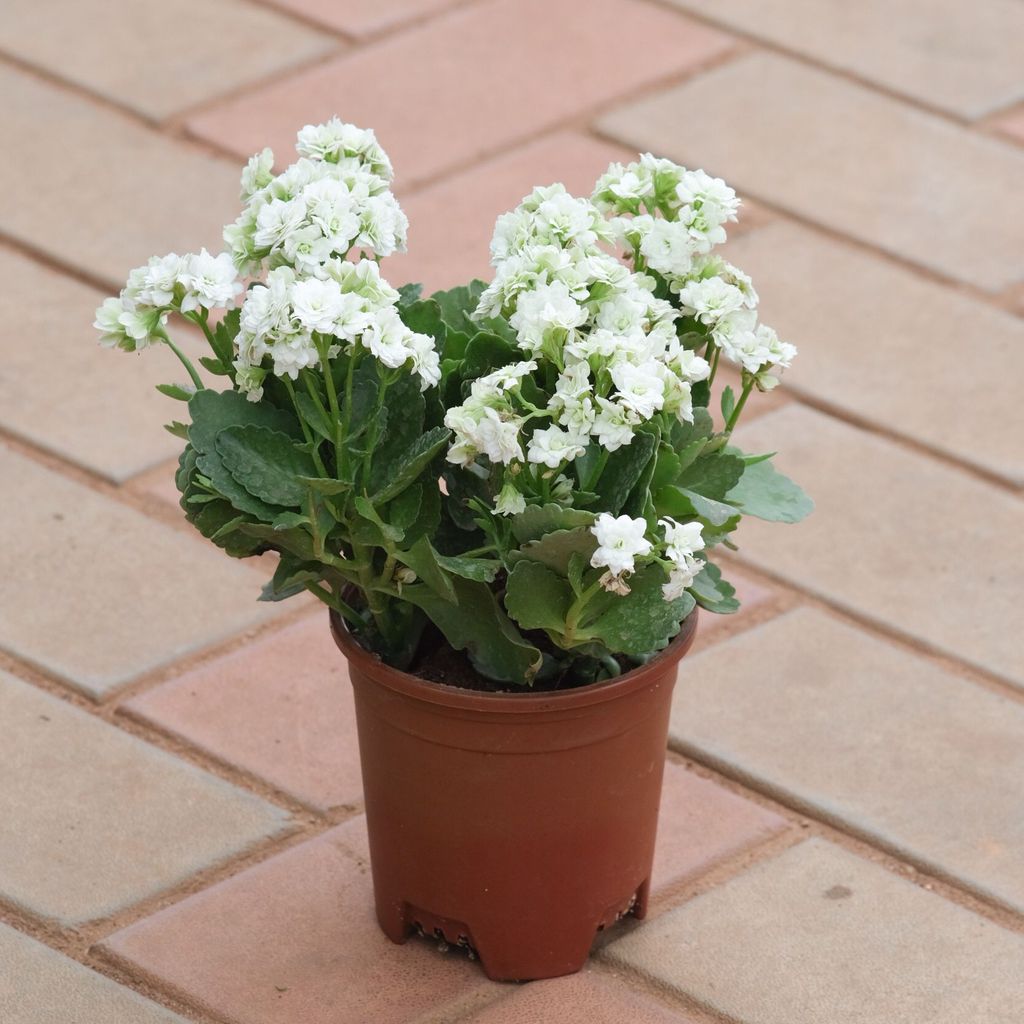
330 608 699 982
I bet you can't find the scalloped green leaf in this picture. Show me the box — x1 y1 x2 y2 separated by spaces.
215 425 318 508
510 504 596 544
505 560 573 634
583 565 694 656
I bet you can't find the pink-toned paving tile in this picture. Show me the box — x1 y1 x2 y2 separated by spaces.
100 817 487 1024
464 970 699 1023
128 458 184 511
651 763 786 907
991 103 1024 146
126 615 360 811
266 0 462 38
186 0 735 185
389 132 633 292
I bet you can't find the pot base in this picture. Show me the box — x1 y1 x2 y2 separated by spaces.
376 878 650 982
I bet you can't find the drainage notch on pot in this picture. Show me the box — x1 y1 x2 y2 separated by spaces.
330 606 699 982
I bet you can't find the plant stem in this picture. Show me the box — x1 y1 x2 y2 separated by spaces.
724 378 755 434
562 577 604 646
319 339 346 473
304 581 363 626
159 332 205 390
707 343 721 386
282 377 327 477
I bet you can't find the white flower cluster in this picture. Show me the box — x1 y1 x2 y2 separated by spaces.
589 513 705 601
235 257 439 398
224 118 407 276
96 119 439 401
594 155 796 389
93 250 242 351
445 184 711 493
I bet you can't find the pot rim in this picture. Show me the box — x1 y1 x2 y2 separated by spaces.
329 604 698 714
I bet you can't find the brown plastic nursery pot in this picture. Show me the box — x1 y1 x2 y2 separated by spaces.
329 607 699 982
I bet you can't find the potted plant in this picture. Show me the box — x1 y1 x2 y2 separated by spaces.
95 119 810 981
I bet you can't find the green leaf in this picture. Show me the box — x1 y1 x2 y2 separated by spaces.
294 391 335 442
398 535 456 602
510 504 596 544
191 501 263 558
260 555 322 602
650 445 682 494
567 551 587 597
298 475 348 495
196 450 282 521
198 356 231 377
399 298 445 342
460 331 519 379
435 553 501 583
353 496 404 544
508 526 597 576
720 385 736 424
371 426 451 504
668 407 714 450
584 565 695 656
187 389 300 456
430 281 486 335
165 420 189 440
655 485 739 528
271 511 310 531
402 576 543 685
677 452 745 500
505 560 573 634
397 282 423 308
727 457 814 523
156 382 195 401
595 431 658 514
689 561 740 613
216 425 318 508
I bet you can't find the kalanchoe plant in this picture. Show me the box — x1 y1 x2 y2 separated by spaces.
96 120 810 689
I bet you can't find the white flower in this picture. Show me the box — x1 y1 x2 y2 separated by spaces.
474 407 525 464
355 193 408 256
713 309 764 372
240 148 274 201
362 307 414 369
527 424 587 469
137 253 184 307
93 297 135 350
477 360 537 392
253 196 307 251
233 360 267 402
510 280 587 355
592 397 637 451
660 518 705 562
662 560 704 600
178 250 242 312
296 118 393 180
268 332 320 379
611 360 665 419
291 276 345 334
594 292 649 336
638 218 695 278
494 480 527 516
302 178 360 251
675 169 739 248
590 513 652 576
240 266 295 342
757 324 797 370
675 277 746 325
281 224 334 273
407 331 441 391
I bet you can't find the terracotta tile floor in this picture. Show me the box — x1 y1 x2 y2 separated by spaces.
1 1 1021 1020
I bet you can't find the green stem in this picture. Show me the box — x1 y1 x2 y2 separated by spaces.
304 581 363 626
724 378 755 434
707 343 721 387
562 577 604 646
360 377 390 492
282 377 327 476
315 338 346 472
158 331 204 390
